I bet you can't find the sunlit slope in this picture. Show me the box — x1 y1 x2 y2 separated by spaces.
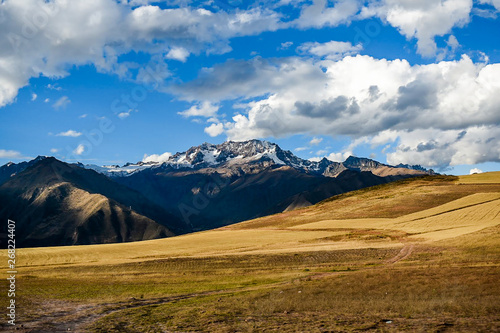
459 171 500 184
291 192 500 241
14 173 500 269
230 174 500 229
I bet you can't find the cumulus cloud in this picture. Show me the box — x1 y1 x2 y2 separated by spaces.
31 93 37 101
480 0 500 11
142 151 172 164
298 40 363 60
385 126 500 169
0 0 282 108
204 123 224 137
50 148 59 153
361 0 472 57
469 168 483 174
327 151 353 163
0 0 484 109
166 47 190 62
178 101 219 118
178 54 500 167
293 0 361 28
174 57 327 102
56 130 82 137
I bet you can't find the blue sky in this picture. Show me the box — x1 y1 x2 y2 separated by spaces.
1 0 500 175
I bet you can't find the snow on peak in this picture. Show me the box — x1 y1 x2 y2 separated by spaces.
82 140 432 178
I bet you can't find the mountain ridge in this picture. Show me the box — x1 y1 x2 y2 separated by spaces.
0 140 435 247
79 140 434 178
0 157 186 247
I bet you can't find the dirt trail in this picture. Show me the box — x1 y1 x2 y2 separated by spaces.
386 244 414 264
14 280 295 333
15 291 227 333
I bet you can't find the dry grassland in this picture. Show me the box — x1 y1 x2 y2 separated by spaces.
1 172 499 332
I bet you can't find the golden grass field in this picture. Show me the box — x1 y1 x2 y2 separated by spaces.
1 172 500 332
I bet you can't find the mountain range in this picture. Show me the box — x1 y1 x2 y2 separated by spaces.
0 140 434 247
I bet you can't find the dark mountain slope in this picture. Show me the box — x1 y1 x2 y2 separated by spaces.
0 158 186 247
116 164 396 230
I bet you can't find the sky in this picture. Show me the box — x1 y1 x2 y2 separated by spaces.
0 0 499 175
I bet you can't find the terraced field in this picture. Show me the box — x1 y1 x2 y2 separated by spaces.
2 172 500 332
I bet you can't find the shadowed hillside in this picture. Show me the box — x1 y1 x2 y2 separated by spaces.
0 157 186 247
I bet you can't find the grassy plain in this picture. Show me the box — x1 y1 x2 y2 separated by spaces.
1 172 500 332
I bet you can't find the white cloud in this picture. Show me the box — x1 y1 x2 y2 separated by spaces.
294 0 361 28
480 0 500 11
279 41 293 50
44 98 50 103
73 144 85 156
179 54 500 168
327 151 352 162
52 96 70 110
142 151 172 164
447 35 460 50
166 47 190 62
178 101 219 118
0 149 24 159
316 149 328 156
294 147 307 151
361 0 472 57
0 0 483 110
309 137 323 145
47 84 62 91
437 35 461 61
117 109 137 119
298 40 363 60
56 130 82 137
469 168 483 174
31 93 37 101
175 57 328 102
204 123 224 137
79 114 88 118
385 126 500 169
50 148 59 153
0 0 282 108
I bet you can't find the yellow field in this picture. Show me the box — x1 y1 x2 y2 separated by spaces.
458 171 500 183
2 172 500 332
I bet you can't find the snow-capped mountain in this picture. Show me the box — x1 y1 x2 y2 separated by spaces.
83 140 434 178
0 143 435 244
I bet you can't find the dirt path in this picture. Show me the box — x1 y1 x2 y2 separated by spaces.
15 279 299 333
309 243 415 281
15 291 227 332
386 244 414 264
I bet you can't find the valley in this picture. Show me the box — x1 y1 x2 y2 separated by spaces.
1 172 499 332
0 140 432 247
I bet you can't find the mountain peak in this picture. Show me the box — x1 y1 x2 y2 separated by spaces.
343 155 384 168
80 140 433 178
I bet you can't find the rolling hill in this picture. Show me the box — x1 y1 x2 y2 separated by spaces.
4 172 499 332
